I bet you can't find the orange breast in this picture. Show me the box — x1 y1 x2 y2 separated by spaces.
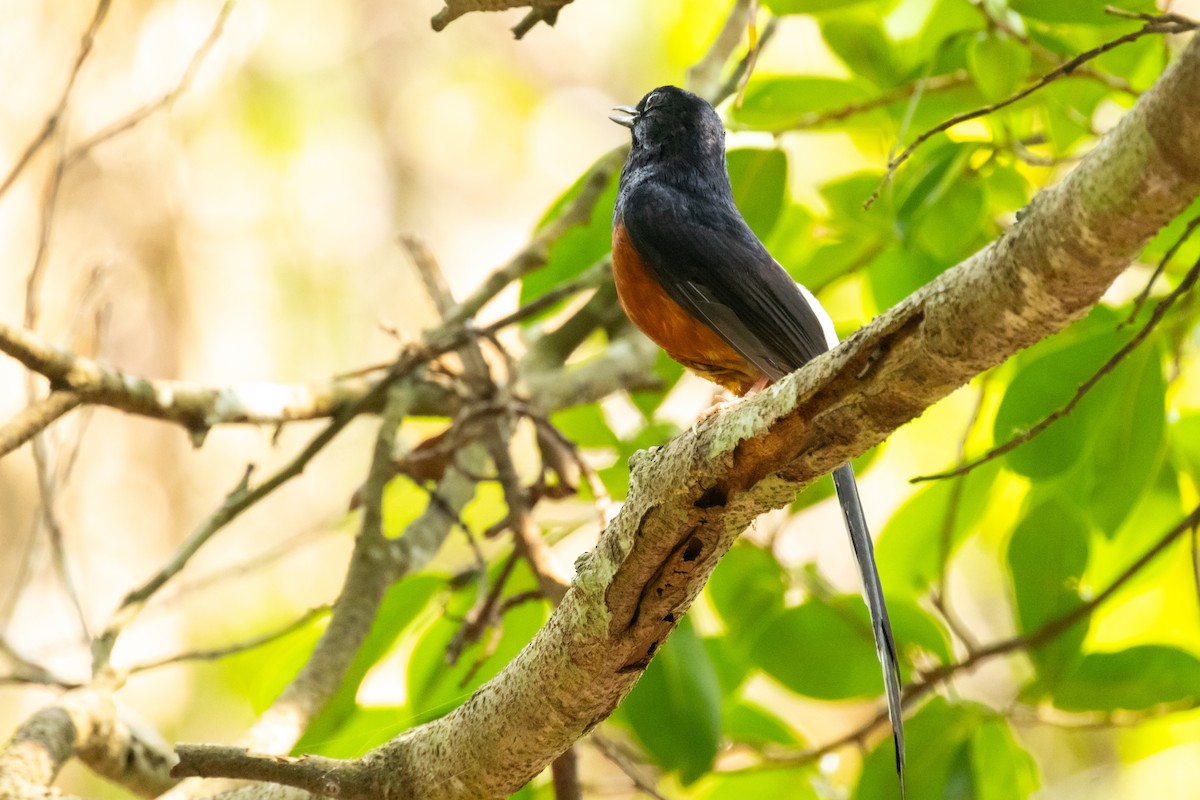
612 218 761 394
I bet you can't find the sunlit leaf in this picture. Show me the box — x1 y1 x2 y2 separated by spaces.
727 148 788 239
519 165 620 309
731 76 878 130
1054 646 1200 711
298 575 443 754
876 458 1001 600
821 18 904 88
1084 342 1165 535
1007 498 1090 685
707 543 786 644
967 31 1032 101
753 596 946 699
406 561 549 718
764 0 883 15
857 696 982 799
1010 0 1154 25
618 618 722 784
972 717 1041 800
993 313 1122 479
697 767 817 800
723 699 802 747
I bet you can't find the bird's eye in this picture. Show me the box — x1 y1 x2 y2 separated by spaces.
642 92 661 112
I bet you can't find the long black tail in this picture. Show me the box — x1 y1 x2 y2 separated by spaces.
832 463 905 797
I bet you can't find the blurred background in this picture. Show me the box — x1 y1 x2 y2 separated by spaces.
2 1 1200 798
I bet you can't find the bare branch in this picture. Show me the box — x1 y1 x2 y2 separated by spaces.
0 688 176 799
64 1 235 168
686 0 755 101
0 0 111 200
430 0 573 37
0 392 81 459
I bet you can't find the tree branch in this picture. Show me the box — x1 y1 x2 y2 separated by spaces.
0 688 176 799
171 27 1200 800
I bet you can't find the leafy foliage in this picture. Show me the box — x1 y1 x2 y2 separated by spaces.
207 1 1200 797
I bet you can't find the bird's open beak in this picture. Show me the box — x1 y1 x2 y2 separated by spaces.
609 105 639 128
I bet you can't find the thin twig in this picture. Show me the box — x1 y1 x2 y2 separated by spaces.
407 236 570 602
126 605 331 675
1126 212 1200 323
441 148 626 328
971 0 1136 95
686 0 754 101
864 13 1200 209
0 391 82 458
935 382 988 589
64 1 235 168
912 254 1199 483
0 0 112 199
590 732 667 800
90 341 440 674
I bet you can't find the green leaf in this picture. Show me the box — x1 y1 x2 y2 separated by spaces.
298 706 407 759
983 162 1032 211
731 77 877 130
703 634 754 697
764 0 883 15
1083 341 1165 535
909 0 986 65
707 544 786 644
723 699 802 747
1010 0 1154 25
1054 646 1200 712
751 596 948 699
519 163 620 308
219 612 328 715
297 575 443 754
550 403 619 449
697 767 818 800
406 561 549 718
1007 498 1090 685
876 458 1000 600
619 618 722 784
866 242 946 309
381 476 432 538
910 174 988 262
967 31 1032 101
992 315 1119 479
972 718 1041 800
754 600 883 699
727 148 788 239
630 348 687 418
1040 78 1111 154
821 18 904 88
824 172 894 229
1170 412 1200 477
857 696 982 799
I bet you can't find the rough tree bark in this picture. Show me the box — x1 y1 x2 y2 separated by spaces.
166 30 1200 800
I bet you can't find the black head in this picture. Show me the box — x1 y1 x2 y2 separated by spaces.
611 86 726 172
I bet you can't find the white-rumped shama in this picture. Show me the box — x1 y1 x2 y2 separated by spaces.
610 85 906 796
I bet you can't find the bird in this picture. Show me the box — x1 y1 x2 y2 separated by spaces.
609 85 905 796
